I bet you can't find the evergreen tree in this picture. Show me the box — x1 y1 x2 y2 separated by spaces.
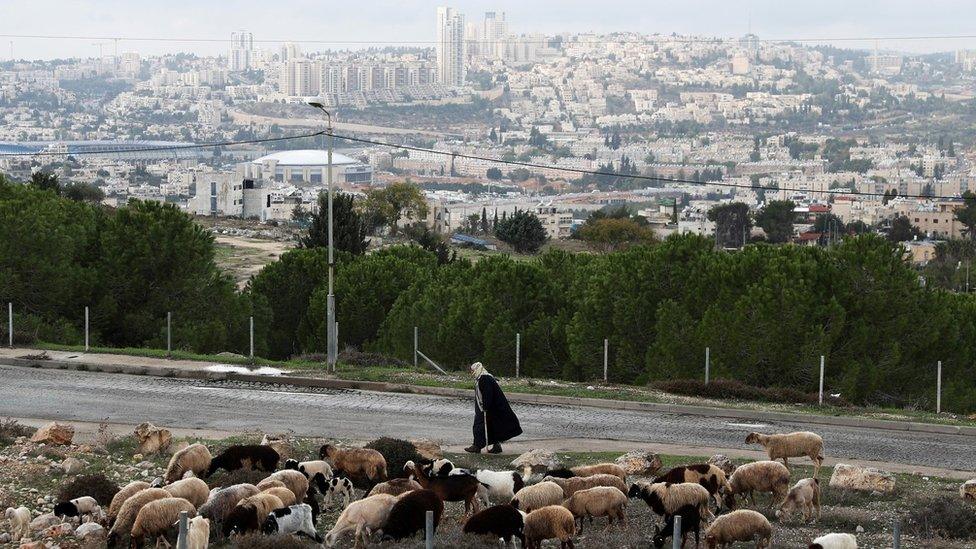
299 192 369 255
495 210 548 254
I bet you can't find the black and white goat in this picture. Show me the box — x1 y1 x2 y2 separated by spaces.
261 503 322 542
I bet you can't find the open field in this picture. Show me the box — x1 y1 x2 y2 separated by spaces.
213 236 293 287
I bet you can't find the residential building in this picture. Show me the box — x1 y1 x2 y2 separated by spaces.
436 6 465 86
229 31 254 72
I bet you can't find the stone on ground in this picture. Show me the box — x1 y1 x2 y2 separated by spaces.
616 451 663 476
133 422 172 455
829 463 896 493
511 449 561 477
30 422 74 445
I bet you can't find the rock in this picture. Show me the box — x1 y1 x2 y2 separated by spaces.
131 454 144 462
615 451 663 476
960 479 976 501
74 522 105 541
409 439 443 460
707 454 737 477
829 463 896 493
260 434 294 460
29 513 60 531
30 422 74 446
133 423 172 455
856 525 865 533
136 461 153 470
18 541 45 549
60 457 84 476
510 449 561 477
44 522 73 537
0 533 9 544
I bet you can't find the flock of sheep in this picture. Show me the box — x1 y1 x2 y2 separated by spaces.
2 429 864 548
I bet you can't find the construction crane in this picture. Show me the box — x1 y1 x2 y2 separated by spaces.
91 42 107 59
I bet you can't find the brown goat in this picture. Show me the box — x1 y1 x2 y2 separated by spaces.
319 444 387 484
406 460 483 516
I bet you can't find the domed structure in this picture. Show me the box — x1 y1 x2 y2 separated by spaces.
243 149 372 185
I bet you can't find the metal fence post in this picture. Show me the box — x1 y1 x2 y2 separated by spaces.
603 338 609 382
515 333 521 378
671 514 682 549
818 355 825 405
705 346 710 385
176 510 188 549
249 316 254 359
7 302 12 348
334 322 339 373
937 360 942 414
414 326 418 368
84 306 89 351
424 509 434 549
893 518 901 549
166 312 172 356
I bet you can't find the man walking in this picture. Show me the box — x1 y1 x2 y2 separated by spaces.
465 361 522 454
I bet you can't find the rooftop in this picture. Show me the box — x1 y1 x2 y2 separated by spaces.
251 150 360 166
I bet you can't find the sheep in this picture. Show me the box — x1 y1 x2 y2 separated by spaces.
511 481 565 513
628 481 712 523
53 496 101 522
462 504 526 546
724 461 791 510
108 481 151 526
569 463 628 482
180 516 209 549
107 487 172 548
206 444 280 477
262 503 322 542
165 444 213 483
222 492 284 537
562 486 627 532
543 474 627 499
262 486 298 507
130 497 197 549
523 505 576 549
428 459 525 506
197 484 259 526
652 504 702 549
5 506 30 542
314 474 355 509
255 479 286 491
320 444 387 484
745 431 824 478
379 488 444 541
303 481 321 524
285 458 334 480
258 469 310 504
809 532 858 549
777 478 821 522
163 477 210 509
366 477 423 497
405 460 484 516
655 464 731 508
323 493 398 549
704 509 772 549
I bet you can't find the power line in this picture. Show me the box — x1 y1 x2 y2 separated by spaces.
0 132 325 157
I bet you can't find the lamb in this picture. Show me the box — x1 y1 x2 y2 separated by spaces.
523 505 576 549
511 481 564 513
262 486 298 507
628 481 712 523
655 464 731 508
462 504 526 546
259 469 310 504
569 463 628 482
704 509 772 549
652 504 702 549
745 431 824 478
130 497 197 549
107 487 172 548
724 461 791 510
53 496 102 522
314 474 355 509
165 444 213 483
4 506 30 542
108 481 151 526
262 503 322 542
543 474 627 499
320 444 388 484
285 458 334 480
323 493 398 549
777 478 821 522
197 483 259 526
163 477 210 508
366 477 423 497
561 486 627 532
405 460 484 516
206 444 280 477
180 516 210 549
222 492 284 536
809 532 858 549
428 459 525 505
379 488 444 541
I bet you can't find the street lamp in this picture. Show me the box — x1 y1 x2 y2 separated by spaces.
308 101 337 372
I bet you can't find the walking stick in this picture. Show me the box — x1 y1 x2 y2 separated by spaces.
483 412 489 453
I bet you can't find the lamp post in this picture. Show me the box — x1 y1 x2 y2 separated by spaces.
308 101 337 372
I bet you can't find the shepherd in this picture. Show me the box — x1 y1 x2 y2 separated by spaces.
465 361 522 454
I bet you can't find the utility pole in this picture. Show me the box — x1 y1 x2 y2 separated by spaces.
308 102 337 372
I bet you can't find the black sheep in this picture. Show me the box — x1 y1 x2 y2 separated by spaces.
380 489 444 541
628 482 667 516
462 504 526 546
304 481 320 524
652 504 701 548
545 467 576 479
223 504 261 537
206 444 279 477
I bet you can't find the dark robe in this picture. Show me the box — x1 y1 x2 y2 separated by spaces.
473 374 522 447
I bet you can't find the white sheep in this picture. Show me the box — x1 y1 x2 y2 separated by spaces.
285 459 334 480
262 503 322 542
324 493 398 549
745 431 824 477
512 481 565 513
5 506 30 542
130 497 197 548
430 459 524 506
777 478 821 522
164 477 210 509
704 509 772 549
726 461 791 509
809 532 858 549
180 516 209 549
543 473 628 499
562 486 627 532
570 463 628 482
165 444 213 483
53 496 101 522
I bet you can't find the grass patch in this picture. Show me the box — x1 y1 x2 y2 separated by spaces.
0 418 35 448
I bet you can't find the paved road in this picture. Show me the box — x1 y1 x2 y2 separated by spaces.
1 364 972 472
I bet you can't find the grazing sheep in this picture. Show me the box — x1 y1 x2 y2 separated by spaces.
366 477 423 497
323 493 398 549
262 503 322 542
222 493 284 537
165 444 213 483
655 464 731 508
303 482 321 524
512 481 565 513
206 444 280 477
405 460 484 516
562 486 627 532
725 461 791 510
462 504 526 546
544 467 576 479
544 474 628 499
704 509 772 549
428 459 525 505
570 463 628 482
259 469 310 504
108 481 151 526
53 496 101 522
262 486 298 507
320 444 387 484
107 487 172 548
745 431 824 477
379 489 444 541
652 504 702 549
777 478 821 522
285 459 334 480
181 516 209 549
314 474 355 509
628 481 712 523
255 479 286 491
164 477 210 509
809 532 858 549
5 506 31 542
130 497 197 549
197 484 259 526
523 505 576 549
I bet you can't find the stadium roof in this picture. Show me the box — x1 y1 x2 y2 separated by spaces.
251 149 359 166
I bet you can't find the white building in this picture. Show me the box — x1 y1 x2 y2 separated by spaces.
482 11 508 60
241 150 372 185
230 31 254 72
436 6 465 86
279 59 317 97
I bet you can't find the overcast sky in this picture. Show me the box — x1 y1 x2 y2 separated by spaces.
4 0 976 60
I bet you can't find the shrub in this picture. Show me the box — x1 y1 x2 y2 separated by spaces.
0 418 35 447
57 474 119 506
338 349 410 368
364 437 422 479
908 496 976 540
652 379 850 406
209 468 271 489
231 533 318 549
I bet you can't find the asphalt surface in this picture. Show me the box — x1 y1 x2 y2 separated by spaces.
1 364 972 471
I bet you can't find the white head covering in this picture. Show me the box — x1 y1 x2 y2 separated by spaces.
470 361 488 378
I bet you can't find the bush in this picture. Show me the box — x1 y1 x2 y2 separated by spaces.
57 474 119 506
0 418 35 447
231 533 318 549
338 349 410 369
208 468 271 489
652 379 850 407
908 496 976 540
364 437 422 480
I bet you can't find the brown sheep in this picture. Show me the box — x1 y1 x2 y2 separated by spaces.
776 478 821 522
570 463 628 482
106 488 171 548
165 444 212 483
512 481 564 513
223 493 284 536
655 463 731 508
107 481 151 526
320 444 387 484
524 505 576 549
366 478 423 497
163 477 210 509
745 431 824 478
562 486 627 532
725 461 791 510
704 509 772 548
130 497 196 548
258 469 309 504
543 474 627 499
261 486 297 507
